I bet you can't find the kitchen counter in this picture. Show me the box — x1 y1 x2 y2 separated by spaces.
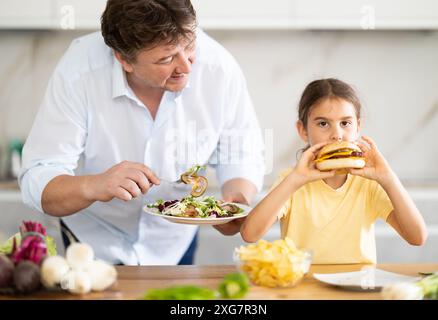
1 263 437 300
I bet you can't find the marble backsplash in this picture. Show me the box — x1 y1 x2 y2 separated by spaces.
0 29 437 187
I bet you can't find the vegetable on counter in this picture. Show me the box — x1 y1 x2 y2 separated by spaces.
382 272 438 300
0 222 117 296
0 220 57 263
0 254 14 288
0 221 56 295
13 260 41 294
142 285 218 300
42 243 118 295
141 272 250 300
217 273 249 299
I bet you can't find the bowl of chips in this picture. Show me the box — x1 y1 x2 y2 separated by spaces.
234 238 312 288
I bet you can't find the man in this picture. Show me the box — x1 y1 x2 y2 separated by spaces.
19 0 264 265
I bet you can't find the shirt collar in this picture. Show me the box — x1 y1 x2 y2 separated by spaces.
111 57 130 99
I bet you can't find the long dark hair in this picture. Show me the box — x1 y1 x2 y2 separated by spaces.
296 78 362 158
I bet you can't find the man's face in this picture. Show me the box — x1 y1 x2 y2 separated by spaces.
119 35 196 92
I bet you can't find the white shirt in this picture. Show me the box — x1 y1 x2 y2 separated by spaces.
19 30 265 265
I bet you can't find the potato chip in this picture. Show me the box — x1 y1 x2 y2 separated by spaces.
235 237 311 288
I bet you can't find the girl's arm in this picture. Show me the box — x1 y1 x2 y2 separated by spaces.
240 173 302 243
240 142 336 243
350 136 428 246
381 173 427 245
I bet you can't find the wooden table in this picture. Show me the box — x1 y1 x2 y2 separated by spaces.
2 263 437 300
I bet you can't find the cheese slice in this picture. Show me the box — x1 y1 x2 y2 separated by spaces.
315 150 354 163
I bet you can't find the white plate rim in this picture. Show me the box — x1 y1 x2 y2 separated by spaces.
313 269 420 290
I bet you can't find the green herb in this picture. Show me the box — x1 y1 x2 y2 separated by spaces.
186 165 206 175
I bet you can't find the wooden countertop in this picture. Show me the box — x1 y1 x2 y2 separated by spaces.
1 263 437 300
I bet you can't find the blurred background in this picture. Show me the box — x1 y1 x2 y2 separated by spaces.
0 0 437 264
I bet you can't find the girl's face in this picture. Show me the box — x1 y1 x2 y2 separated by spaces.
297 98 360 146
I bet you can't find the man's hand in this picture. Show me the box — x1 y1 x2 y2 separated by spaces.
213 178 257 236
213 216 246 236
41 161 160 217
86 161 160 202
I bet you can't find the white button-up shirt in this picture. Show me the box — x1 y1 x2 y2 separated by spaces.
19 29 265 265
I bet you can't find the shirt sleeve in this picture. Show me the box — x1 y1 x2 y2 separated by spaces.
369 181 394 222
18 56 87 213
209 61 265 192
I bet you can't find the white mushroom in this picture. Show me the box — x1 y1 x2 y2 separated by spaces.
40 255 70 289
60 270 92 295
85 260 117 291
66 243 94 270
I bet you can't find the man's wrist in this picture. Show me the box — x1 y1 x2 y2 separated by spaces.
82 175 98 202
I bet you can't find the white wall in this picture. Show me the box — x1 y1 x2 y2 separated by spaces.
1 29 438 186
1 29 437 263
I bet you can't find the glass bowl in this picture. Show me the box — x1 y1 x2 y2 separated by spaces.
233 248 313 288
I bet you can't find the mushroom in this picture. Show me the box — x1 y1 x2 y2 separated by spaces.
85 260 117 291
66 243 94 270
40 255 70 289
60 269 92 294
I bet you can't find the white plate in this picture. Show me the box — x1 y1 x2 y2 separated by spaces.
143 203 252 225
313 268 420 291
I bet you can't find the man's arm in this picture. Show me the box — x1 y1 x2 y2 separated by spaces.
41 161 160 217
42 175 96 217
213 178 258 236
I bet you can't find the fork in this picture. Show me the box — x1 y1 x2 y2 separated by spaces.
157 178 184 186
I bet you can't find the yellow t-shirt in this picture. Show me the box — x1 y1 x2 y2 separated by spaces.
273 168 394 264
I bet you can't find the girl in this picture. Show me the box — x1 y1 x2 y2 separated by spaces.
241 78 428 264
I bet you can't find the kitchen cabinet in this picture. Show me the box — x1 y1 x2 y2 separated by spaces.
0 0 54 29
192 0 438 29
53 0 106 29
0 0 106 30
0 0 437 30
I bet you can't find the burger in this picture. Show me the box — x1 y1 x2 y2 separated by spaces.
315 141 365 171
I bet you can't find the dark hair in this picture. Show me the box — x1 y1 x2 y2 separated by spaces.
296 78 362 158
101 0 197 62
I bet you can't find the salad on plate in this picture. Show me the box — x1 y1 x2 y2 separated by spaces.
146 196 244 218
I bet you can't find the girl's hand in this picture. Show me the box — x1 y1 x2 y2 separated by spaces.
289 142 336 187
349 135 394 184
